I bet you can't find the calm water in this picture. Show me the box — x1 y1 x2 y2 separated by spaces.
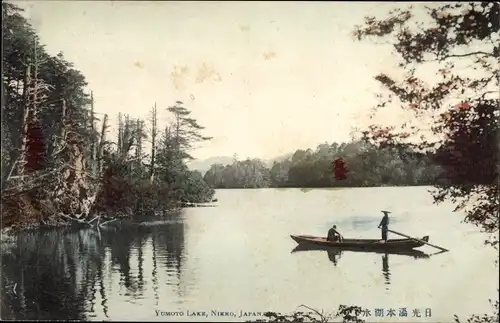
1 187 498 322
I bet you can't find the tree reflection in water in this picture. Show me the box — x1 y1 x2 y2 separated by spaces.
291 244 431 292
1 212 188 320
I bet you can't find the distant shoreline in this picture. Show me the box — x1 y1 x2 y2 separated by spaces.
210 184 434 189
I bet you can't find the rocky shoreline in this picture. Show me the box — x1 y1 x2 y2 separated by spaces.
0 204 194 240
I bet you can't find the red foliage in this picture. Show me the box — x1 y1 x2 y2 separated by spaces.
434 101 498 186
24 121 45 172
453 101 471 111
331 157 348 180
399 132 410 138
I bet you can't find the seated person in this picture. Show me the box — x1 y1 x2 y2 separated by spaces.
327 225 343 242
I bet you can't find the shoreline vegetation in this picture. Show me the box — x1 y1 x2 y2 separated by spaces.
0 1 498 323
202 141 443 189
1 3 215 235
0 2 441 236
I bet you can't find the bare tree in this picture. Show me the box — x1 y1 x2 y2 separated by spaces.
148 103 158 183
15 38 50 184
96 114 109 176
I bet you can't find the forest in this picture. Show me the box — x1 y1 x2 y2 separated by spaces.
1 2 498 322
203 141 443 188
1 3 215 231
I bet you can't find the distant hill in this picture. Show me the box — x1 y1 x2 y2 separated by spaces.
270 152 293 163
188 153 294 175
187 156 234 175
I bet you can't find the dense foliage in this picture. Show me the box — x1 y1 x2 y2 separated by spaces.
1 3 214 229
352 2 498 322
92 103 215 217
203 141 441 188
353 1 499 245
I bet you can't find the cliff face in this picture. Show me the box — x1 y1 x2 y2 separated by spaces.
54 142 96 219
1 138 98 231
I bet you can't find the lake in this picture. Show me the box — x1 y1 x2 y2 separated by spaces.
1 187 498 322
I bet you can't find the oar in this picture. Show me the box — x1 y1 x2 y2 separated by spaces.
428 250 448 257
388 229 449 252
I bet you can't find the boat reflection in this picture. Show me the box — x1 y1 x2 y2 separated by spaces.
382 253 390 288
291 243 431 259
291 245 430 289
326 249 343 266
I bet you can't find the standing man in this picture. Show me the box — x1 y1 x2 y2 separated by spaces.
378 211 390 242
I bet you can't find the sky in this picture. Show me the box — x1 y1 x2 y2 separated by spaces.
11 1 431 160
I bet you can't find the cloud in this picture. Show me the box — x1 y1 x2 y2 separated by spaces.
239 24 251 32
196 62 222 84
133 60 144 68
170 65 190 91
262 51 277 60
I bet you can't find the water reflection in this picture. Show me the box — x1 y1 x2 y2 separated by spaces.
291 245 431 290
326 249 343 266
382 253 391 289
2 229 93 320
1 186 496 323
1 213 187 320
291 244 431 260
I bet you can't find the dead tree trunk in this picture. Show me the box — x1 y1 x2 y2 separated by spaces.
121 114 135 160
25 42 48 174
90 91 97 176
15 39 50 183
135 119 143 160
132 118 144 177
16 62 32 181
117 112 123 156
149 103 158 183
96 114 108 177
52 98 68 158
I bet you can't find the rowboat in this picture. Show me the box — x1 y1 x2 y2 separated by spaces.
290 234 429 251
291 243 430 258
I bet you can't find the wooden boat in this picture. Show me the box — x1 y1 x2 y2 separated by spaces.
290 234 429 251
291 243 430 259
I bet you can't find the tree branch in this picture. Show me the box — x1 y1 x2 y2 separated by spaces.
440 51 494 61
99 218 117 227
